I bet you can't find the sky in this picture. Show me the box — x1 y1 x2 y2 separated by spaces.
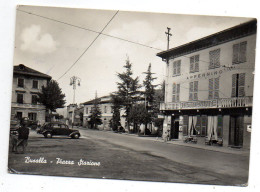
13 5 252 111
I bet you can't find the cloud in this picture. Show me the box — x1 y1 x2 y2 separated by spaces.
20 25 58 54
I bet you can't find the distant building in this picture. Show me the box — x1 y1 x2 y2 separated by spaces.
11 64 52 125
83 95 114 130
67 104 84 126
157 19 256 149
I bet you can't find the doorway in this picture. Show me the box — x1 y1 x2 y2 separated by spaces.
229 115 244 147
171 117 179 139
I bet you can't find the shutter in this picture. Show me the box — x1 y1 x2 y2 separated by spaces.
182 115 188 136
189 82 193 100
209 51 215 69
176 84 180 102
231 74 237 97
177 60 181 75
173 61 177 75
172 95 176 102
190 57 194 73
232 44 239 64
201 115 207 136
209 78 213 99
195 116 201 136
194 81 198 92
238 73 245 97
214 77 219 99
193 93 198 100
240 41 247 63
195 55 199 72
172 83 176 94
215 49 220 68
217 115 223 138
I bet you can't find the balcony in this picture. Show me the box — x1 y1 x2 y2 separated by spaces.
11 102 46 110
160 97 253 111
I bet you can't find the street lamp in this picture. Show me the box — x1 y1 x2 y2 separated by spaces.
70 76 81 127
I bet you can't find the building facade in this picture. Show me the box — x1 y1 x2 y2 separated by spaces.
83 96 114 130
157 19 256 149
11 64 52 125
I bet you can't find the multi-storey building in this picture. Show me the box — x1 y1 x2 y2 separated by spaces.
157 19 256 149
11 64 52 124
83 95 114 130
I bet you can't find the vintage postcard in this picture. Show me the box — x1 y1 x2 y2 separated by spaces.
8 5 256 186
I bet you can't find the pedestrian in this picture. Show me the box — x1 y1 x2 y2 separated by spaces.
16 118 30 154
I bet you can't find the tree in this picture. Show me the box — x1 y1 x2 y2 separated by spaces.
116 57 141 131
88 94 102 129
110 93 122 131
37 80 66 121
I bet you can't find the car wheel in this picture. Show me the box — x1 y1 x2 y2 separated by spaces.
72 133 79 139
45 132 52 138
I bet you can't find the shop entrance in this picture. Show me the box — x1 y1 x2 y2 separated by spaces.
171 117 179 139
229 115 244 147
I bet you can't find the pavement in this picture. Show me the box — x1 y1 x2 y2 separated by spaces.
76 126 250 156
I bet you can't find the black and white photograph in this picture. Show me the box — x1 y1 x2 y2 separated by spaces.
1 1 260 191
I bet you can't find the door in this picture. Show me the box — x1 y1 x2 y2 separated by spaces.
171 117 179 139
229 115 244 147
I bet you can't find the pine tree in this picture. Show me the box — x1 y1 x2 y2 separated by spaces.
88 93 102 129
110 93 122 131
116 57 141 131
143 63 158 119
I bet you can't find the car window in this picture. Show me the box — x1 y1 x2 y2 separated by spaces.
52 124 60 128
60 124 67 129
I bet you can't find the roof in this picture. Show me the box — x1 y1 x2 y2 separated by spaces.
157 19 257 59
13 64 52 79
82 95 112 105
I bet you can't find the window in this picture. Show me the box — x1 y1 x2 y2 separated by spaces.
182 115 189 136
190 55 199 73
208 77 219 99
232 73 246 97
189 81 198 101
28 113 37 121
233 41 247 64
32 80 38 89
194 115 207 136
209 49 220 69
17 93 23 104
86 107 88 114
32 95 38 105
18 78 24 88
16 112 23 120
173 60 181 76
104 106 107 113
172 83 180 102
217 115 223 138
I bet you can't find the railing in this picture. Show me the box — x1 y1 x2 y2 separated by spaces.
11 102 46 110
160 96 253 110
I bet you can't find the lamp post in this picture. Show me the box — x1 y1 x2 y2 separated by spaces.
70 76 81 127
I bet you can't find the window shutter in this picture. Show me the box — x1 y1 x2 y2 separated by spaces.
201 115 207 136
214 77 219 99
182 115 189 136
240 42 247 63
172 83 176 94
189 82 193 92
231 74 237 97
190 57 194 73
238 73 245 97
232 44 239 64
193 93 198 100
172 95 176 102
209 51 215 69
215 49 220 68
209 78 213 99
176 84 180 102
177 60 181 75
173 61 177 75
194 81 198 92
195 55 199 72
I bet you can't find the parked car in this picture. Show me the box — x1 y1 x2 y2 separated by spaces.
37 122 80 139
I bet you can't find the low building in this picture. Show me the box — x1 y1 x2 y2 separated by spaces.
157 19 256 149
11 64 52 125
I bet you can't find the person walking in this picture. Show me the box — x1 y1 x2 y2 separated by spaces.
16 118 30 154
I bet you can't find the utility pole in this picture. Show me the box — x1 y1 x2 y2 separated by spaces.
70 76 81 127
165 27 172 50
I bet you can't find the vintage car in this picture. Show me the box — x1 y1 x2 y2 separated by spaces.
37 122 80 139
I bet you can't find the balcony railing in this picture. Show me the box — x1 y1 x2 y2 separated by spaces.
11 102 46 110
160 96 253 110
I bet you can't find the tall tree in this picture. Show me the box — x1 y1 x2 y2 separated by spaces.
116 57 141 131
143 63 158 121
37 80 66 121
110 93 122 131
88 93 102 129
